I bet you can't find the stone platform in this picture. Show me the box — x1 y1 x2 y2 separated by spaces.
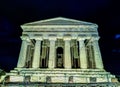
6 68 117 84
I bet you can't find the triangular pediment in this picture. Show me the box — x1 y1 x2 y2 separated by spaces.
23 17 95 26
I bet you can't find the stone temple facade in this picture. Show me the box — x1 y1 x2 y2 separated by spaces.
0 17 119 87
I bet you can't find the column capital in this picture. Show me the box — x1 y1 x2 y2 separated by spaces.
71 34 77 39
63 37 71 41
20 36 30 42
77 37 85 41
71 37 77 40
49 36 57 41
30 36 43 40
92 37 100 41
36 38 42 41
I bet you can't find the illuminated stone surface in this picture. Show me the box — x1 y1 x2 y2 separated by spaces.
0 17 119 87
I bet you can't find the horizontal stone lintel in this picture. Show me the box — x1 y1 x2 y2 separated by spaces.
23 31 98 34
21 25 98 30
1 82 118 86
14 68 110 74
22 33 98 39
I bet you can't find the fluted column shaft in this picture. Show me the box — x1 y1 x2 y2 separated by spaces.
78 38 87 69
17 36 30 68
92 38 104 69
64 38 71 69
32 38 42 68
48 38 56 69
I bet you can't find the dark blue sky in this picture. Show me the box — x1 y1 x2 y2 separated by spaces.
0 0 120 75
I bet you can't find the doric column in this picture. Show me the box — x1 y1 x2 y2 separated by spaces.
17 36 30 68
78 38 87 69
92 37 104 69
32 38 42 68
48 37 56 69
64 37 71 69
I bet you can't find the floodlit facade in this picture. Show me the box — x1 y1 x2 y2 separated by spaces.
0 17 119 87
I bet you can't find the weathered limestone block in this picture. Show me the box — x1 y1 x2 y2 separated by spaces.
10 76 24 82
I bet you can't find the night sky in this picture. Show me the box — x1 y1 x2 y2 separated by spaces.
0 0 120 75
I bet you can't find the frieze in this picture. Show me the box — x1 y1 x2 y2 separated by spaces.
22 27 97 32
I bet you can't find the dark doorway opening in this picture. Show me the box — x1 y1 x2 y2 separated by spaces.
56 47 64 68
